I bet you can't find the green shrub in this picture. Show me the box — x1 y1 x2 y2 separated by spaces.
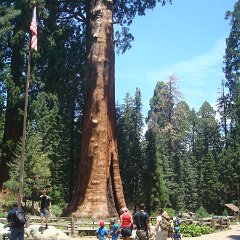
79 231 86 237
163 208 175 217
51 205 63 217
223 209 229 216
151 207 175 217
200 225 214 235
196 206 210 218
0 205 4 218
180 224 213 237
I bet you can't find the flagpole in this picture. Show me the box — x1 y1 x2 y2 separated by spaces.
18 47 31 208
18 3 36 208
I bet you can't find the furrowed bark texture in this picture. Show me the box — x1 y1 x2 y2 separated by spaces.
64 0 126 217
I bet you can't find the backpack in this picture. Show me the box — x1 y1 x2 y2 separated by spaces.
162 216 171 230
174 217 181 226
14 209 26 227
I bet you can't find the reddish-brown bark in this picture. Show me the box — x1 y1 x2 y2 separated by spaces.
64 1 126 217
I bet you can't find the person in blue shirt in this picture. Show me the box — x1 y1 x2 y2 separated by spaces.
96 220 108 240
7 202 25 240
109 223 121 240
172 226 181 240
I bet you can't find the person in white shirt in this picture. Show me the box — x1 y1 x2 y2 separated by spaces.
153 208 162 240
153 208 165 240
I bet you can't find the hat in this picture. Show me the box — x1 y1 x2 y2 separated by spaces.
122 207 128 213
113 223 118 231
100 220 105 227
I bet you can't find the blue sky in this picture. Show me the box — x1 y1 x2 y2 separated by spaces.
115 0 236 117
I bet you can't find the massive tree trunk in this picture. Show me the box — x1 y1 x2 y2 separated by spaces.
64 0 126 217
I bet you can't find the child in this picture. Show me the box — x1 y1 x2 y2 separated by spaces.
109 223 121 240
168 217 174 238
96 220 109 240
172 226 181 240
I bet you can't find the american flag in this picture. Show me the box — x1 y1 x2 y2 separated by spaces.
30 6 37 51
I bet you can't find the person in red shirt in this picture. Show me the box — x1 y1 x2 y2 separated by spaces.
116 207 133 240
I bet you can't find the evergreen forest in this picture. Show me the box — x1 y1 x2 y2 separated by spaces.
0 0 239 216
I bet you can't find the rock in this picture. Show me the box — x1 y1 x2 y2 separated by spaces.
0 223 70 240
0 224 10 240
0 222 5 231
182 212 191 218
25 224 70 240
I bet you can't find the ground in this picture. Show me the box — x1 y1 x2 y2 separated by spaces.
70 224 240 240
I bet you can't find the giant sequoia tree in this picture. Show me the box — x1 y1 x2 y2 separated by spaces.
65 1 126 217
63 0 171 217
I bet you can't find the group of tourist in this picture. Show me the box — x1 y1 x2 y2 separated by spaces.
7 193 180 240
96 203 181 240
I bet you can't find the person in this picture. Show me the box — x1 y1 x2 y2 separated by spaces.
109 223 121 240
168 217 174 238
172 226 181 240
160 210 170 240
39 189 51 229
7 202 25 240
116 207 133 240
152 208 163 240
96 220 108 240
174 215 182 227
134 203 151 240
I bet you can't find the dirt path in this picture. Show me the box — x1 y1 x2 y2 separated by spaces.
70 224 240 240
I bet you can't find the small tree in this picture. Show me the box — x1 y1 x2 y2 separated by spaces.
4 130 51 210
195 206 210 218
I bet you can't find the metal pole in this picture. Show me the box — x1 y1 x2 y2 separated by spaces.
18 48 31 208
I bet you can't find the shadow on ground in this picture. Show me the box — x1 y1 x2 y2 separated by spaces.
228 235 240 240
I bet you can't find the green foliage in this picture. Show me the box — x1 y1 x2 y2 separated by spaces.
4 130 51 204
180 224 213 237
163 208 175 217
79 231 87 237
51 204 63 217
0 209 5 218
117 89 144 209
223 209 229 216
196 206 210 218
219 0 240 207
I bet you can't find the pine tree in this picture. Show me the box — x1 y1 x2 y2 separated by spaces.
220 0 240 206
144 129 169 212
4 129 51 208
0 1 32 190
195 102 221 211
116 89 144 210
201 152 221 213
146 79 178 209
184 108 199 211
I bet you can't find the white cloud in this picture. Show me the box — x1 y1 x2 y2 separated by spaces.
146 37 226 86
116 36 227 116
143 37 226 111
